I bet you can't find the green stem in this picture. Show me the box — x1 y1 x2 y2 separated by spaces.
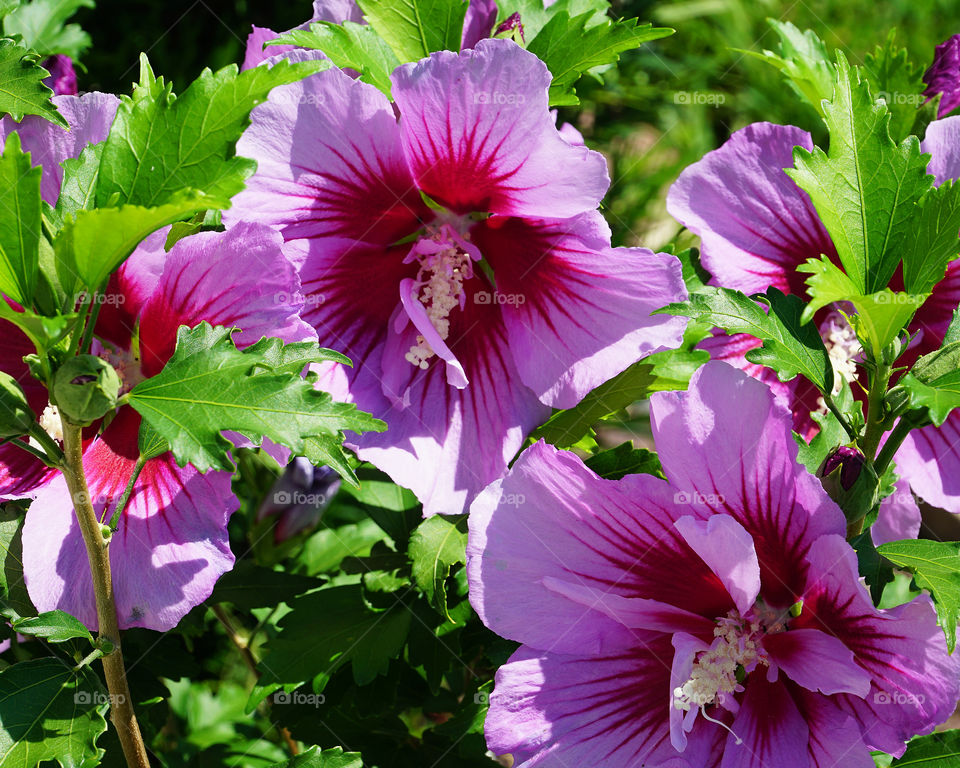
74 646 105 671
78 296 103 356
67 292 94 358
0 436 59 467
59 419 150 768
861 362 892 461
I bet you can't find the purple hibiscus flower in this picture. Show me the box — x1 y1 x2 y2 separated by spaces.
224 38 687 516
467 362 960 767
15 223 315 631
0 93 316 630
666 120 960 522
924 34 960 118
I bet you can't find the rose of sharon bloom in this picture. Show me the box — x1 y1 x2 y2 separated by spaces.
14 223 315 631
667 120 958 525
924 34 960 118
467 363 960 767
0 92 119 497
225 38 687 515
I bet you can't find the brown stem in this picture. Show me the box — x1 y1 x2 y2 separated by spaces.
60 420 150 768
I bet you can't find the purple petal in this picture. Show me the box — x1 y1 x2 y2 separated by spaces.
764 628 871 697
0 92 118 204
21 409 236 631
392 38 609 219
666 122 835 296
397 277 468 388
923 35 960 117
227 67 428 247
41 55 77 96
466 441 737 655
721 676 810 768
311 0 364 23
792 690 876 768
473 212 688 408
921 116 960 184
486 643 724 768
242 26 295 71
137 222 315 377
461 0 498 49
797 535 960 754
896 412 960 514
871 475 921 546
651 362 846 606
669 632 710 752
360 306 549 516
674 515 761 616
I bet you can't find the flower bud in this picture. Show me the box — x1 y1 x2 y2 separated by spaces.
257 459 341 543
0 372 37 439
923 34 960 118
819 446 864 492
52 356 121 427
494 12 525 44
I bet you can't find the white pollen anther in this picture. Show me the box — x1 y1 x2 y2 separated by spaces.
672 614 767 714
404 229 476 370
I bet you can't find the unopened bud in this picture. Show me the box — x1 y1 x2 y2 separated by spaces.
494 12 525 44
53 356 120 426
819 446 864 491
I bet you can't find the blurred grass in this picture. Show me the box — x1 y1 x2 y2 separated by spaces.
72 0 949 248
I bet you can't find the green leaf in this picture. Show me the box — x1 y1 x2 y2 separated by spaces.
0 37 64 125
0 505 35 619
902 181 960 295
270 21 399 97
850 531 894 605
799 255 861 321
267 745 364 768
55 140 103 218
303 433 359 488
876 539 960 652
0 131 41 305
0 300 72 353
257 585 411 691
850 290 926 358
794 409 850 474
863 30 925 142
741 20 835 116
787 53 933 294
899 340 960 425
496 0 609 40
526 12 673 106
54 192 214 295
0 658 109 767
355 0 467 63
210 561 323 610
584 441 664 480
12 609 93 643
657 287 835 394
533 346 708 449
892 730 960 766
0 1 21 21
2 0 94 59
128 323 385 474
97 54 327 210
408 515 467 621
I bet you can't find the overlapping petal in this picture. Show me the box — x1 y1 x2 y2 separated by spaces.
667 122 835 296
392 39 609 219
473 212 687 408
